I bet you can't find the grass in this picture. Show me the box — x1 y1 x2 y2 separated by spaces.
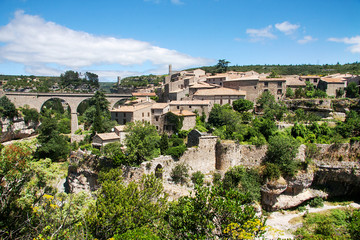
294 208 353 239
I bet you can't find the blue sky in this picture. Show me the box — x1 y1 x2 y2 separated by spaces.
0 0 359 81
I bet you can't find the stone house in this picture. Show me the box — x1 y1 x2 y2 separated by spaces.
318 77 346 97
258 78 286 100
193 87 246 105
222 76 259 102
164 109 196 132
285 76 306 91
188 82 218 97
205 74 228 86
151 103 170 131
92 132 120 148
110 102 153 125
300 75 321 87
169 100 212 117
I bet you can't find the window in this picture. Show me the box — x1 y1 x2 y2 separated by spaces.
277 89 282 95
177 106 180 109
123 119 126 124
189 106 192 109
155 116 159 121
115 113 118 117
142 112 144 117
278 82 282 87
264 82 268 87
220 99 223 105
264 89 269 92
148 112 150 117
314 79 318 83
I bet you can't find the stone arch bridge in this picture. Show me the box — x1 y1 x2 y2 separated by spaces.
3 92 132 134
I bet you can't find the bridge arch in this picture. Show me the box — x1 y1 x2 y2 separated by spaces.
3 92 133 136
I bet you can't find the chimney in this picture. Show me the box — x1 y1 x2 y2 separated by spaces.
169 64 172 75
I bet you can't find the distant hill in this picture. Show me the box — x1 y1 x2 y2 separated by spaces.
188 62 360 76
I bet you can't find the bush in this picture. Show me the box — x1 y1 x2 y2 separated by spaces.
166 145 187 159
171 163 189 185
347 209 360 240
213 172 222 185
222 166 261 201
309 197 324 208
265 135 300 177
191 171 205 186
263 163 281 181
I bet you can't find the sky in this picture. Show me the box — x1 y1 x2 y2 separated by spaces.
0 0 359 81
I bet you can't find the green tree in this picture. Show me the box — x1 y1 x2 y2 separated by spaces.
345 82 359 98
0 144 33 238
36 117 70 161
286 87 295 98
265 135 300 177
85 71 99 88
86 169 167 239
165 185 266 239
215 59 230 73
159 133 169 155
103 142 126 166
222 166 262 201
232 99 254 112
21 107 40 125
0 96 18 119
125 121 160 165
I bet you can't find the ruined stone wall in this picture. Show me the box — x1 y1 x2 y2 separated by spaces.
215 141 267 171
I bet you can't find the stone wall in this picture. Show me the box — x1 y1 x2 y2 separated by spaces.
215 141 267 171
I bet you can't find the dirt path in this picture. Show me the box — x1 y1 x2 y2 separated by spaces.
264 202 360 239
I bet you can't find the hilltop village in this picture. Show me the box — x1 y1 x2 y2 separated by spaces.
1 63 360 239
92 65 360 145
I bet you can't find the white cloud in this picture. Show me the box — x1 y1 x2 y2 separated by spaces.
275 21 300 35
297 35 317 44
246 25 276 41
328 36 360 54
0 10 210 78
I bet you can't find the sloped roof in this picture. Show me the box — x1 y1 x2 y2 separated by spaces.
259 78 286 82
95 132 120 141
170 110 196 117
286 77 306 86
194 87 246 96
320 77 346 83
225 76 259 81
132 92 156 97
151 103 169 109
111 103 152 112
169 100 211 106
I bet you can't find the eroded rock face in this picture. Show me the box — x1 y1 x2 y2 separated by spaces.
1 117 38 142
66 150 99 194
313 165 360 199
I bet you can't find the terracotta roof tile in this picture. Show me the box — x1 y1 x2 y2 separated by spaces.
170 110 196 116
194 87 246 96
169 100 211 105
320 77 346 83
151 103 169 109
95 132 120 141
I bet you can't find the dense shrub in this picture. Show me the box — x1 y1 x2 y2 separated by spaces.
263 163 281 181
222 166 261 201
191 171 205 186
309 197 324 208
170 163 189 185
265 135 300 177
166 145 187 159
